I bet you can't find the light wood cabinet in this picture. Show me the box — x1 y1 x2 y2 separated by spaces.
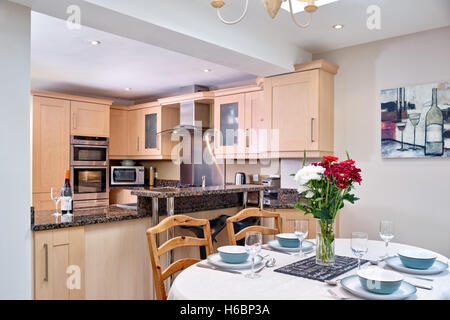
32 96 71 198
109 188 137 204
71 101 110 137
110 107 129 157
214 90 269 157
262 208 340 241
214 93 246 155
265 60 337 158
123 104 179 159
34 227 85 300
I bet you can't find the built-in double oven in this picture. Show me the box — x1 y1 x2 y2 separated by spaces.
70 136 109 209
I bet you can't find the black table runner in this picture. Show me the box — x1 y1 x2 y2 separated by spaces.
274 255 369 282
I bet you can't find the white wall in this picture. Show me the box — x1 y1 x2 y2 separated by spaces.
315 27 450 257
0 0 32 299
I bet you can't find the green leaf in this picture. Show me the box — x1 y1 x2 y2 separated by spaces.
318 207 331 220
302 150 306 167
346 150 351 160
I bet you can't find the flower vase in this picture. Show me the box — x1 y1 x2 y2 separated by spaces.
315 219 336 266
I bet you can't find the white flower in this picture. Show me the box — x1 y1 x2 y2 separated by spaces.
297 185 309 194
294 165 325 186
305 191 314 198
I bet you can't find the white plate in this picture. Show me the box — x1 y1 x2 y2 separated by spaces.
340 275 417 300
207 253 264 270
385 256 449 275
267 239 314 253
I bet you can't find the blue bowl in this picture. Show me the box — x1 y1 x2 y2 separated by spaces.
217 246 249 264
276 233 300 248
398 250 437 270
357 268 403 294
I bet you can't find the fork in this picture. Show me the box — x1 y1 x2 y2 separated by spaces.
327 289 351 300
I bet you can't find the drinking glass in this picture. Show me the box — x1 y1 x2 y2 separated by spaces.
245 231 262 279
50 187 61 217
395 121 407 151
351 232 368 270
408 113 421 150
294 220 309 257
379 220 394 258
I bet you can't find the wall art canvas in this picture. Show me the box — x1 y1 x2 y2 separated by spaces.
381 81 450 158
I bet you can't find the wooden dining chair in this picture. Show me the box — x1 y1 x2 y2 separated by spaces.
146 215 214 300
226 208 282 245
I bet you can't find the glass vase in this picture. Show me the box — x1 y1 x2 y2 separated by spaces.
315 218 336 266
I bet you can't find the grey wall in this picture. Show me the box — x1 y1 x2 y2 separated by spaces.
0 0 32 299
315 26 450 257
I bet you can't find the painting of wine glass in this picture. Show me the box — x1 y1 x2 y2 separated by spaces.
381 81 450 158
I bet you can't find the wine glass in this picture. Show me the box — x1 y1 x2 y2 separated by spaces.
408 113 421 150
294 220 309 257
379 221 394 258
245 231 262 279
50 187 61 217
395 121 407 151
351 232 368 270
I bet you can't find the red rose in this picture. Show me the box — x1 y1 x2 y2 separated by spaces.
323 156 339 163
343 159 355 165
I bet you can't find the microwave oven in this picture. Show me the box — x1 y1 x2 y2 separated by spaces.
111 166 145 186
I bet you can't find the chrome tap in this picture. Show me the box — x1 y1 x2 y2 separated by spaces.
202 176 206 188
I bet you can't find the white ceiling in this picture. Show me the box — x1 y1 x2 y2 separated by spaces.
29 0 450 102
211 0 450 54
31 12 256 102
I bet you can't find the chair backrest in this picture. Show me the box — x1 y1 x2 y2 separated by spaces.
226 208 282 245
146 215 214 300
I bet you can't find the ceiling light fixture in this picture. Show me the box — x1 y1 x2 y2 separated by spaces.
332 24 344 30
125 87 132 91
90 40 101 46
211 0 323 28
203 69 212 73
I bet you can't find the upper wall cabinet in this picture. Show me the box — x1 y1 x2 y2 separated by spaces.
265 59 338 158
111 103 180 160
213 84 269 158
71 101 110 137
109 107 129 158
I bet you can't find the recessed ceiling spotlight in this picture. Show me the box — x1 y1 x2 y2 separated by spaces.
125 87 132 91
203 69 212 73
90 40 101 46
332 24 344 30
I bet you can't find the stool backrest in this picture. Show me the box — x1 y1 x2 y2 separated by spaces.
146 215 214 300
226 208 282 245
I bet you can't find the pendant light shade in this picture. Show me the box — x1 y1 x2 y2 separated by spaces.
262 0 283 19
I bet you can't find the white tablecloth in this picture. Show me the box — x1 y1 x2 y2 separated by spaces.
167 239 450 300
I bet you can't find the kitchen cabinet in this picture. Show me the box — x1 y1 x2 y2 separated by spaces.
32 96 71 197
264 60 337 158
32 91 113 210
71 101 110 137
34 227 85 300
109 107 129 158
262 208 340 241
214 93 246 155
126 103 179 159
214 89 269 158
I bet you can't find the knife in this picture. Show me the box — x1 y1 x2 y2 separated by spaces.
407 282 433 290
196 263 242 274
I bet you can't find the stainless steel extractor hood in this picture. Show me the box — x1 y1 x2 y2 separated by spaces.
158 85 225 187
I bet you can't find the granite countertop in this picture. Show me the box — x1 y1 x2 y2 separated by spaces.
31 205 148 231
131 184 271 198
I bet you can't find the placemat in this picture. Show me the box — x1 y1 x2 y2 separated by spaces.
274 255 368 282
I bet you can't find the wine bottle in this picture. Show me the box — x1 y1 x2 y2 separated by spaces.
424 88 444 156
61 170 73 215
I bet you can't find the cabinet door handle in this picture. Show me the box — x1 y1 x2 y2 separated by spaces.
311 118 315 143
136 136 139 152
246 129 250 148
44 243 48 282
73 112 77 129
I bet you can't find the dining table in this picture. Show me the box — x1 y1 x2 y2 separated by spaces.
167 239 450 300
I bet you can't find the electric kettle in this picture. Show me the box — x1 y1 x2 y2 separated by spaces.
235 172 246 185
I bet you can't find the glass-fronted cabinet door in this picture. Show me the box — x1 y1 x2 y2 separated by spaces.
140 106 161 156
214 94 245 155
